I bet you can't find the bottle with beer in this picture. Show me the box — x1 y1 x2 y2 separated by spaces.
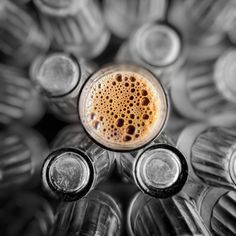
42 124 115 201
78 64 169 151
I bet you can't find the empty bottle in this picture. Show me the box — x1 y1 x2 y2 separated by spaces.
33 0 110 59
183 0 236 35
0 1 49 67
0 63 45 126
116 22 182 79
127 191 211 236
177 124 236 190
42 124 115 201
0 125 48 195
30 53 94 122
116 133 188 198
1 192 54 236
104 0 167 39
184 182 236 236
50 190 122 236
170 59 236 120
213 49 236 104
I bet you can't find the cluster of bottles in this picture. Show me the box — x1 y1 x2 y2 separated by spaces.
0 0 236 235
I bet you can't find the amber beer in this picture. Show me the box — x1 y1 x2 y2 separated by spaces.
79 64 169 151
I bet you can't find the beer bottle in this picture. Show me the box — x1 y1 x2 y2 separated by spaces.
42 124 115 201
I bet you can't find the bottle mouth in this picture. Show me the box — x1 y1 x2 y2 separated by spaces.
134 144 188 198
33 53 80 98
78 64 169 152
134 23 181 68
42 148 94 201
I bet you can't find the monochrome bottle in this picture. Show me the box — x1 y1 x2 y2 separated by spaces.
104 0 167 38
0 0 49 67
50 190 122 236
127 191 211 236
116 133 188 198
42 124 115 201
177 123 236 190
33 0 110 59
31 53 94 122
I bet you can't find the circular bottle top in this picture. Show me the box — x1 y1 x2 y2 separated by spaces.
78 64 169 152
42 148 94 201
33 53 80 97
33 0 87 16
133 23 181 68
214 50 236 103
134 144 188 198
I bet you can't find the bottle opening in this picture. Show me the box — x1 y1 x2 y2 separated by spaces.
35 53 80 97
135 23 181 67
79 64 168 151
48 151 90 193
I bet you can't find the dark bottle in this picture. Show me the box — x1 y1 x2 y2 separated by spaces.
116 133 188 198
33 0 110 59
30 53 94 122
42 124 115 201
104 0 167 39
50 190 122 236
127 191 211 236
177 124 236 190
0 63 45 126
184 181 236 236
0 125 48 195
116 22 183 82
1 192 54 236
0 0 49 67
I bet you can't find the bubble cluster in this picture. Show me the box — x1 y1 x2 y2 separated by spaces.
85 72 160 145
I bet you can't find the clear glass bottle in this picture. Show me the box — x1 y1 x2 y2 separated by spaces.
170 60 236 120
127 191 211 236
116 22 182 80
184 182 236 236
0 1 49 67
177 124 236 190
116 133 188 198
0 125 49 195
104 0 167 39
30 53 94 122
33 0 110 59
42 124 115 201
50 190 122 236
0 63 45 126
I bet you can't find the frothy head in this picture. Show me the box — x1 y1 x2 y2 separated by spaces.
79 65 168 151
33 53 79 97
134 23 181 67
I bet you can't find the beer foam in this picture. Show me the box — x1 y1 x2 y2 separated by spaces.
80 68 168 150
